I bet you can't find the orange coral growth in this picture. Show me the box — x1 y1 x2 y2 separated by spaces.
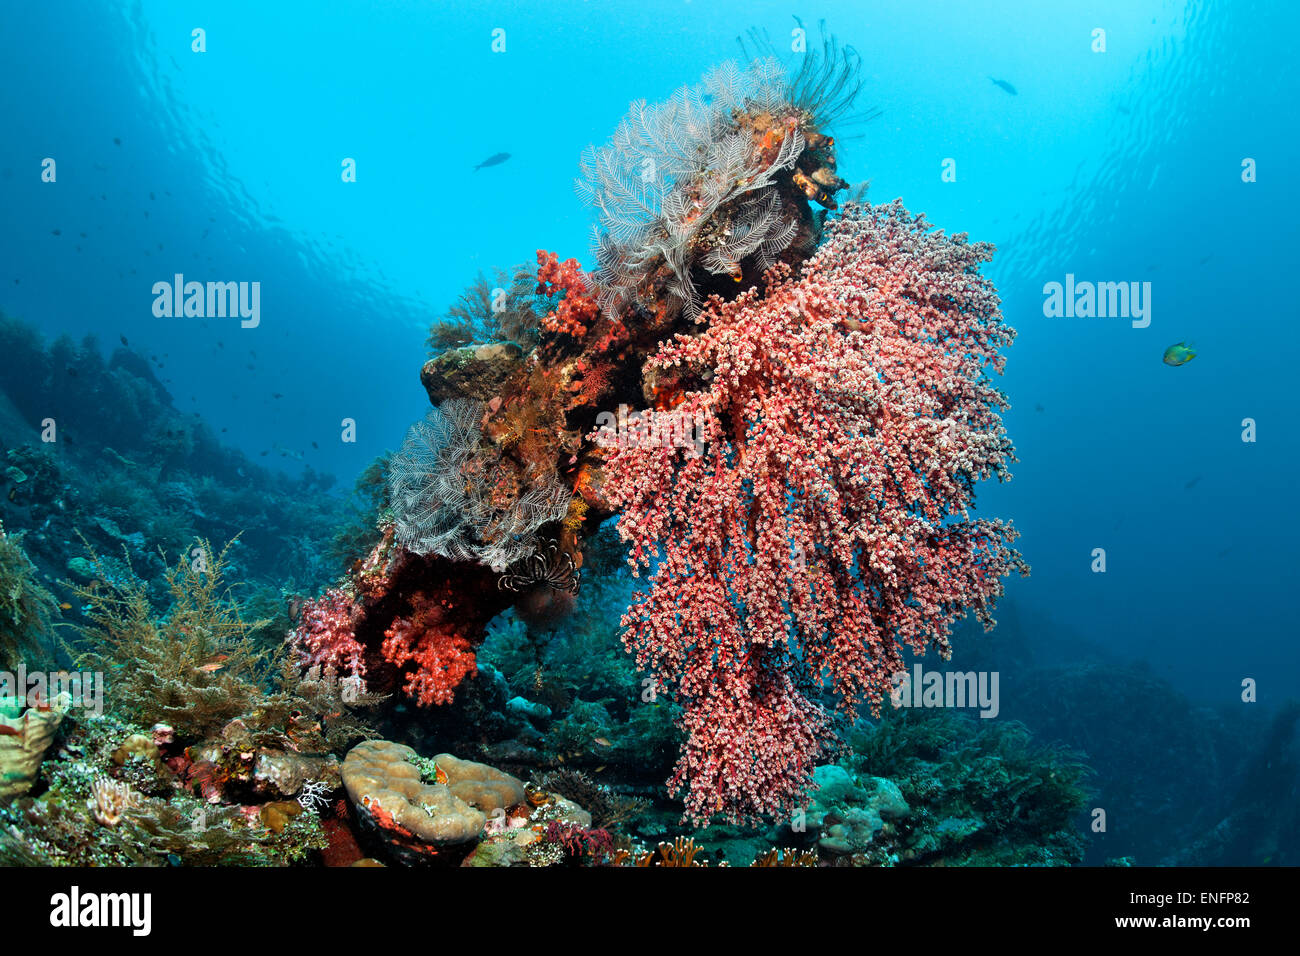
537 250 599 339
380 589 479 706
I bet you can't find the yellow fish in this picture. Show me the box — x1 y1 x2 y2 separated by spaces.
1162 342 1196 366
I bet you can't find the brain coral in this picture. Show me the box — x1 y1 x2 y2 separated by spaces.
341 742 528 864
342 741 486 850
434 753 527 813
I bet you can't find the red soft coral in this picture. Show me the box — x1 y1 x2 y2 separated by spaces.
537 249 599 339
380 589 478 706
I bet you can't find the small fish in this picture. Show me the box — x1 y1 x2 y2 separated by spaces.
1162 341 1197 366
274 443 304 460
59 602 72 610
195 662 225 673
119 334 129 346
990 77 1018 95
592 736 612 748
474 152 511 171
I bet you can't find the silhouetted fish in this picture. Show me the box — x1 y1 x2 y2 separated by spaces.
474 152 511 171
119 334 128 346
990 77 1018 95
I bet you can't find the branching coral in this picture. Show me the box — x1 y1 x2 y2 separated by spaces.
289 586 366 678
72 537 276 739
427 265 543 351
0 521 58 668
601 200 1026 825
299 43 1022 848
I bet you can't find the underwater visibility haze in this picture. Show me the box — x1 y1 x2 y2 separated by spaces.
0 0 1296 886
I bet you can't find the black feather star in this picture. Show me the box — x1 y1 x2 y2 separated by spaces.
498 540 580 595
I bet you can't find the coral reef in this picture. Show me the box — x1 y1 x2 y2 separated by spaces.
0 314 348 608
1 705 334 866
844 709 1090 865
270 37 1023 833
0 34 1039 854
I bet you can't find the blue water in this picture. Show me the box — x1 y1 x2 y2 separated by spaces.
1 0 1295 765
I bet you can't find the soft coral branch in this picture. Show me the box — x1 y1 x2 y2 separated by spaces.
602 200 1027 825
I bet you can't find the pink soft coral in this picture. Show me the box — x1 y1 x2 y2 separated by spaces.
290 587 366 678
601 200 1027 825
